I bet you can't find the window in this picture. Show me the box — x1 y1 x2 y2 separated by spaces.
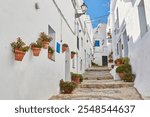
138 0 147 37
81 37 83 48
77 36 79 50
94 40 100 47
48 25 55 61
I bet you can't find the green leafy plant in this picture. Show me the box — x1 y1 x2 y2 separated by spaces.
116 64 134 82
11 37 29 52
62 43 68 48
115 58 123 65
71 51 76 54
38 32 52 42
59 79 77 94
48 46 54 54
30 39 42 48
122 57 130 64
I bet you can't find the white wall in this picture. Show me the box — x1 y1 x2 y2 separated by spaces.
0 0 77 99
93 24 108 66
110 0 150 98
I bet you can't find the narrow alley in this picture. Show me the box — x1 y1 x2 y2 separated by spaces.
50 67 142 100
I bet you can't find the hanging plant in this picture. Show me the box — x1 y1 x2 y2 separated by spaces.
48 46 54 60
38 32 52 49
71 51 76 59
62 43 68 53
30 39 42 56
11 37 29 61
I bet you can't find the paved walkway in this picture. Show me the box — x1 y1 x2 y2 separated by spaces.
50 67 143 100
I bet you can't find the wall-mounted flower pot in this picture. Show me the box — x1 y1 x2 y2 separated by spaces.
62 46 67 53
48 52 53 60
14 49 26 61
32 47 41 56
71 51 76 59
42 41 49 49
71 53 75 59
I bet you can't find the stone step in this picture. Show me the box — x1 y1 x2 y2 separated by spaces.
79 80 134 89
83 76 113 80
85 67 111 72
50 87 142 100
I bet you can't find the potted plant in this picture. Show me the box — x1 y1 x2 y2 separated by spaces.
116 65 125 79
62 43 68 53
59 79 77 94
115 58 123 66
71 51 76 59
39 32 52 49
116 64 132 80
11 37 29 61
71 72 80 84
78 74 83 83
122 57 130 64
48 46 54 60
30 39 42 56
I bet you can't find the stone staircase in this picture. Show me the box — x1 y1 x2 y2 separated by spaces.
50 67 142 100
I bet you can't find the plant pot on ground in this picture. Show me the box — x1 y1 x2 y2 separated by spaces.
48 46 54 60
11 37 29 61
71 72 83 84
71 51 76 59
115 58 123 66
116 64 132 81
59 79 77 94
30 39 42 56
62 43 68 53
38 32 52 49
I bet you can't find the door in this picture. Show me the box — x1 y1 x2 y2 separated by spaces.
102 56 108 66
65 48 70 81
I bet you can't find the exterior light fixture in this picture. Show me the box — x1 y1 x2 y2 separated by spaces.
75 3 87 18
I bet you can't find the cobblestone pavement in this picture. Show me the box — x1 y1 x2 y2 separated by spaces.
50 67 143 100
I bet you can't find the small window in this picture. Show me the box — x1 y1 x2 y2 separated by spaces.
81 37 83 48
77 36 79 50
94 40 100 47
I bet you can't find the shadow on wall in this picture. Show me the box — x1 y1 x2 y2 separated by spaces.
128 25 150 97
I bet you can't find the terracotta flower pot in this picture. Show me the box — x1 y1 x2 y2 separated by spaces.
63 88 73 94
48 52 53 60
71 53 75 59
62 46 67 53
32 47 41 56
14 49 26 61
72 77 80 84
42 41 49 49
118 72 125 79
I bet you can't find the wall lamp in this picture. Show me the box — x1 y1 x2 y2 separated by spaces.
75 3 87 18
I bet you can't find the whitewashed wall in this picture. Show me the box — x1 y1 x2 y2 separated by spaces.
110 0 150 98
0 0 77 99
93 24 108 66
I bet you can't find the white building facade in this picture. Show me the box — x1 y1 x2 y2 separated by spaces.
93 24 108 66
0 0 93 99
109 0 150 99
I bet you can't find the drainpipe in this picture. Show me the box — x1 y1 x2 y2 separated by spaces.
110 0 117 60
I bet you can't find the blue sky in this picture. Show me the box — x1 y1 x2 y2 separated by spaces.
84 0 110 28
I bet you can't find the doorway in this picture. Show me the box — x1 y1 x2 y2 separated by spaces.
102 56 108 66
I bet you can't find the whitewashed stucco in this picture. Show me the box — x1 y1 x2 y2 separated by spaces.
110 0 150 98
93 24 108 66
0 0 93 99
